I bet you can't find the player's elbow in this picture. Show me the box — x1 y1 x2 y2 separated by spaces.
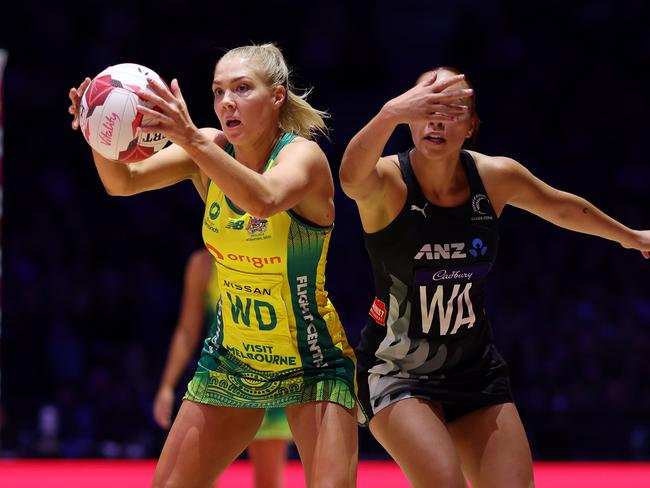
338 179 357 199
339 166 373 201
243 186 282 218
103 183 125 196
247 200 276 219
338 162 358 190
339 178 368 201
103 181 133 197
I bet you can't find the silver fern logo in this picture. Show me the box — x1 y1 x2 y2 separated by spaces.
471 194 494 221
471 194 488 215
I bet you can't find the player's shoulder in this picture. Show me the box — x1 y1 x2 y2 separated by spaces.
287 135 322 151
277 135 328 166
466 150 522 177
466 151 533 201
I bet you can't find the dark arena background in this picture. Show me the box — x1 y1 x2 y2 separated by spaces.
1 1 650 486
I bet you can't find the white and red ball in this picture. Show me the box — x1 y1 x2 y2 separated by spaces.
79 63 169 162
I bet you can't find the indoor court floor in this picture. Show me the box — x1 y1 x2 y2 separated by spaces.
1 459 650 487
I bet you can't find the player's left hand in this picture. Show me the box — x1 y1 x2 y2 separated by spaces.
68 77 92 130
622 230 650 259
135 77 199 147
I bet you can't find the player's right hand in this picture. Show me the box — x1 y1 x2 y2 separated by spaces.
68 77 91 130
381 71 473 125
153 386 174 429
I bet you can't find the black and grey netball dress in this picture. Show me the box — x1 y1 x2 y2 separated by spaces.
356 149 513 424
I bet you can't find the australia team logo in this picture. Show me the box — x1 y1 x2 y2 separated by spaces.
246 217 268 235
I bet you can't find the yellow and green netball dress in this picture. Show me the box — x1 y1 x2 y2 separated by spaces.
204 257 292 439
185 133 357 411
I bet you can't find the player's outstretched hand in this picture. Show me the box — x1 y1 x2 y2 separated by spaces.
68 77 91 130
622 230 650 259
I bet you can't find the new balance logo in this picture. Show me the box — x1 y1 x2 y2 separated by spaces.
410 203 428 218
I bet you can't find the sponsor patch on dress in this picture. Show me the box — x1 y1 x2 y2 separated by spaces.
369 297 387 325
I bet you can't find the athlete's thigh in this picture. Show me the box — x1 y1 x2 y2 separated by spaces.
369 398 466 488
152 400 265 488
285 401 358 488
448 402 534 488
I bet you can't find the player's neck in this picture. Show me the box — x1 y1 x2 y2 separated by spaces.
410 148 467 200
233 128 283 173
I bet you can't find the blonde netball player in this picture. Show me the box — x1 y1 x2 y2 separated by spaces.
69 43 358 488
339 67 650 488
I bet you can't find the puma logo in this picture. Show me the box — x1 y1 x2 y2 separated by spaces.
410 203 428 218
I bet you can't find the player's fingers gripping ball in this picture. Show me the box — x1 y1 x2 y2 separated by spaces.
79 63 169 162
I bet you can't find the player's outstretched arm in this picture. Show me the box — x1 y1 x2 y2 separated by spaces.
494 156 650 259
